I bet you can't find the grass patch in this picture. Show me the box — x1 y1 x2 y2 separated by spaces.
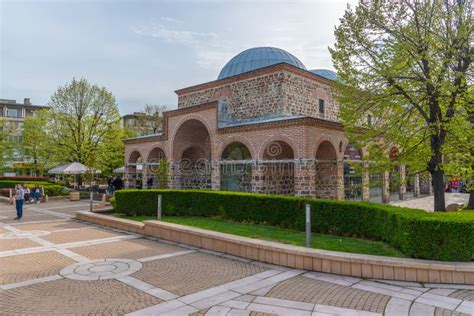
111 213 406 258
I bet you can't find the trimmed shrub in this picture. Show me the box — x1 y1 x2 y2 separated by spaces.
0 176 50 182
0 180 51 188
115 190 474 262
0 181 68 197
109 196 116 209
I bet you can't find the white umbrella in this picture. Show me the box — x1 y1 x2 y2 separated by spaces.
48 162 87 175
113 166 125 174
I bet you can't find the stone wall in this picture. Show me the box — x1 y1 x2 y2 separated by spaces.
282 72 339 122
177 67 338 122
177 72 286 120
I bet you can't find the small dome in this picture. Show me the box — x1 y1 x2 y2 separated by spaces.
218 47 307 80
310 69 338 81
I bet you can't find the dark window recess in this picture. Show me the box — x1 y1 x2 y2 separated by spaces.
319 99 325 114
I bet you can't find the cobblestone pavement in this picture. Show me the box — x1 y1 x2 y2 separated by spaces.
0 200 473 315
391 193 469 212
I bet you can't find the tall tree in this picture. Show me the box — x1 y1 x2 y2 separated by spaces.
330 0 473 211
136 104 167 135
47 78 121 169
0 118 16 174
21 109 56 176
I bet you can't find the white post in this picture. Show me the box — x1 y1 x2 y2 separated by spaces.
89 171 94 212
89 191 93 211
157 194 162 220
305 203 311 248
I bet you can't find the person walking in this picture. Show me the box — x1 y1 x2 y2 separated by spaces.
14 184 25 220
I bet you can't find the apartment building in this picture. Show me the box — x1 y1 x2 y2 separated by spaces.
0 98 46 175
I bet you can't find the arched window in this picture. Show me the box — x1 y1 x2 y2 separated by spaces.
220 142 252 192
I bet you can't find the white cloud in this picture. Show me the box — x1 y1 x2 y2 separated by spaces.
131 22 234 70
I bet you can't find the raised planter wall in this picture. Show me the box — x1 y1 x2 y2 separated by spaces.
76 211 474 285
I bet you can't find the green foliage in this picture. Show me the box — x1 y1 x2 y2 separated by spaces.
153 159 169 189
330 0 473 211
0 180 67 196
115 190 474 261
21 109 57 176
47 78 122 170
109 196 116 209
0 180 51 188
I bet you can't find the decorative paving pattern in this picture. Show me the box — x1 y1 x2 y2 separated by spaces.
265 275 390 313
15 220 90 232
0 230 50 239
450 289 474 302
0 278 162 315
42 227 124 244
0 238 40 251
0 251 75 285
70 238 185 260
132 252 267 296
0 214 61 224
0 199 472 315
60 258 142 280
434 308 470 316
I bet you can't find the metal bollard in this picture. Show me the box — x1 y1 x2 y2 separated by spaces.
305 203 311 248
89 191 93 212
157 195 162 220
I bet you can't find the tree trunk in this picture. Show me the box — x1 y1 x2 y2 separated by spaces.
468 191 474 209
431 169 446 212
429 131 446 212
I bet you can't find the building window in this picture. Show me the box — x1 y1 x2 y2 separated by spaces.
318 99 325 114
7 108 21 118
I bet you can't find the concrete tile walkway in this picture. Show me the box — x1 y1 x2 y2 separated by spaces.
391 193 469 212
0 200 473 315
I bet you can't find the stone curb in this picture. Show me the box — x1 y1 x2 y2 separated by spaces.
75 211 474 285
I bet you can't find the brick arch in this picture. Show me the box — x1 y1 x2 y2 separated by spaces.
341 142 365 160
258 135 299 160
315 141 337 161
217 135 256 160
171 115 213 161
127 149 144 164
312 135 342 160
146 146 168 162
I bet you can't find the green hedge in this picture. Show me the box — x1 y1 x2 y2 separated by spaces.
115 190 474 262
0 180 51 188
0 181 68 197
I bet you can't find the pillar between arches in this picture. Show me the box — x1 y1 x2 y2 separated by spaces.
336 161 344 200
294 160 316 197
211 161 220 191
251 163 266 194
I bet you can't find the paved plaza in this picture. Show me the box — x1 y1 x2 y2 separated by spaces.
391 193 469 212
0 200 473 315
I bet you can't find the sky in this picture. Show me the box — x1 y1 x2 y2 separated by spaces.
0 0 357 114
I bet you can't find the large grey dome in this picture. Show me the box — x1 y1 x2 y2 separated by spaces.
218 47 307 80
310 69 338 81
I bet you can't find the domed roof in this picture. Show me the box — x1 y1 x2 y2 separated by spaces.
218 47 307 80
310 69 338 81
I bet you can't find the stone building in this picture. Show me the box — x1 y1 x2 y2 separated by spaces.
123 47 430 202
0 98 47 176
122 112 159 137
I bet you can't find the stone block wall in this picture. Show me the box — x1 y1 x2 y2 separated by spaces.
177 72 286 119
282 72 339 122
177 66 338 122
